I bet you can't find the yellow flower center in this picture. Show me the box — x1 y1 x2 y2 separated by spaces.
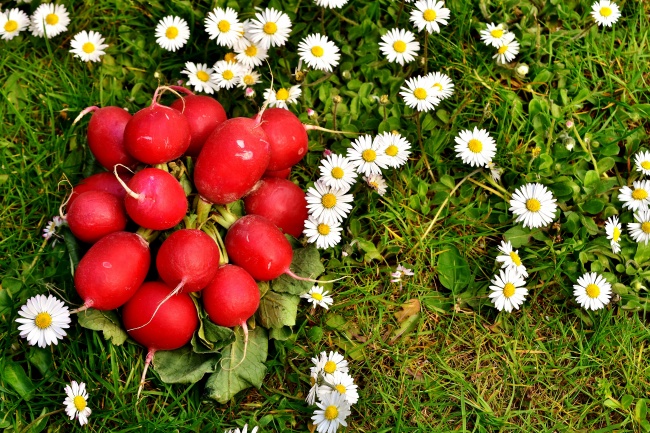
34 312 52 329
423 9 437 22
165 26 178 39
324 405 339 420
323 360 337 374
393 40 407 53
641 161 650 170
45 14 59 26
600 6 612 17
502 282 516 298
413 88 427 100
509 251 522 266
82 42 95 54
613 226 621 242
321 193 337 209
433 83 443 92
317 223 330 235
632 188 648 200
245 44 258 57
331 167 344 179
311 46 324 57
5 20 18 32
468 139 483 153
642 222 650 234
73 395 87 412
224 52 236 62
526 198 541 212
276 88 289 101
498 45 509 54
491 28 504 38
263 21 278 35
222 70 234 80
362 149 377 162
335 384 347 394
218 20 231 32
385 145 398 157
243 75 255 85
196 70 210 82
312 292 324 301
369 180 380 189
585 283 600 299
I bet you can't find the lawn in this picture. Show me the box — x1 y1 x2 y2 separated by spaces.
1 0 650 432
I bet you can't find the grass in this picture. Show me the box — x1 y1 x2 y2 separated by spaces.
1 0 650 431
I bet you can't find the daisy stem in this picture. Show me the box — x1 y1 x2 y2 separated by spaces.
572 127 600 174
477 172 509 199
415 113 435 181
409 168 482 255
18 409 64 433
468 177 506 200
424 32 429 74
396 0 406 24
329 9 358 27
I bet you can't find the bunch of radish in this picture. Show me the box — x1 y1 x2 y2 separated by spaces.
66 85 334 396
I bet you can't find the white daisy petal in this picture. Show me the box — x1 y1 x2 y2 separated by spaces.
63 381 92 426
212 60 242 89
453 127 496 168
573 272 612 310
400 75 440 112
347 135 390 176
247 8 292 49
409 0 450 34
262 85 302 109
30 3 70 38
479 23 510 47
509 183 558 229
316 371 359 405
618 180 650 212
627 209 650 245
305 180 354 225
375 131 412 168
0 9 30 40
70 31 109 63
155 16 190 52
15 294 71 348
297 33 340 72
234 37 269 68
205 7 244 48
301 285 334 309
378 28 420 65
495 240 528 278
591 0 621 27
181 62 220 94
604 215 622 253
319 153 358 191
633 150 650 177
488 268 528 312
493 32 520 65
312 392 351 433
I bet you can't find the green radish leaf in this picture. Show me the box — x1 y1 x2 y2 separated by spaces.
153 346 218 384
76 309 128 346
191 315 235 354
257 291 300 329
272 245 325 295
437 246 471 292
205 326 268 404
268 326 293 341
2 361 34 401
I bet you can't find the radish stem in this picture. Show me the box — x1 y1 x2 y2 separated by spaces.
113 165 141 200
73 106 99 125
303 124 360 135
284 269 348 284
137 348 156 399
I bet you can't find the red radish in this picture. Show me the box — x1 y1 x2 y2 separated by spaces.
194 117 271 205
66 190 127 243
119 167 188 231
202 264 260 328
258 108 308 171
170 94 227 157
75 106 138 171
73 231 150 311
243 177 308 238
121 281 198 397
67 172 133 210
156 229 220 293
264 167 291 179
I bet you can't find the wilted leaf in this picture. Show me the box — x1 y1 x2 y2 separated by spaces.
389 313 421 345
77 309 128 346
153 346 218 384
273 246 325 295
394 299 420 323
257 291 299 329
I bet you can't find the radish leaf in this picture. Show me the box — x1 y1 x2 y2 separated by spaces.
154 346 218 384
256 291 299 329
272 246 325 295
77 309 128 345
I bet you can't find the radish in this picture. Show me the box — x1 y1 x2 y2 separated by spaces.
118 167 188 231
169 92 227 158
123 88 191 165
66 190 127 243
258 108 308 171
121 281 198 397
73 231 150 311
67 171 133 210
194 117 271 205
263 167 291 179
243 177 308 238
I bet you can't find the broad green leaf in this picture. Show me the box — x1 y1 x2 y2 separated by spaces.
205 327 268 404
28 348 53 378
2 361 34 401
272 246 325 295
77 309 128 346
635 399 647 422
603 397 621 409
153 346 218 384
504 226 531 248
621 394 635 410
257 291 299 329
437 246 471 292
635 243 650 265
597 157 616 174
584 170 600 188
191 315 235 354
268 326 293 341
581 199 605 214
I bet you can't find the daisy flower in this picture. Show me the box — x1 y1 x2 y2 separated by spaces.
0 9 30 41
318 371 359 405
591 0 621 27
375 131 412 168
306 378 320 405
63 381 92 426
495 240 528 278
312 392 352 433
605 215 622 253
30 3 70 38
43 215 65 240
301 285 334 310
70 31 109 63
618 180 650 212
493 33 520 65
181 62 219 94
304 216 343 249
486 161 503 182
247 7 292 49
364 174 388 196
305 180 354 225
573 272 612 310
319 153 358 191
154 16 190 52
479 23 509 47
204 7 244 48
15 294 71 348
634 150 650 176
311 351 350 377
314 0 350 8
453 127 497 168
488 268 528 313
238 67 261 89
628 209 650 245
297 33 341 72
212 60 242 89
409 0 451 34
347 134 390 177
509 183 558 229
391 264 414 282
400 75 440 112
234 38 269 68
378 28 420 65
224 425 258 433
263 85 302 109
425 71 454 100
